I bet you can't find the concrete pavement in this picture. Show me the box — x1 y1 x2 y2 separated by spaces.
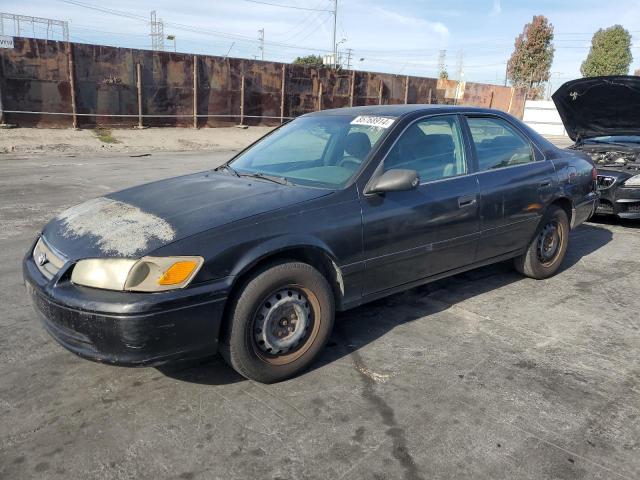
0 150 638 480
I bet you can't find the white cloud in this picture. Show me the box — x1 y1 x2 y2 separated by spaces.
490 0 502 16
372 6 449 38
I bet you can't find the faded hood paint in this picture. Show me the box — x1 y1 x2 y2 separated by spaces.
552 76 640 141
42 171 331 260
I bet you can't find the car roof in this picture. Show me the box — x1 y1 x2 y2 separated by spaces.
304 104 501 118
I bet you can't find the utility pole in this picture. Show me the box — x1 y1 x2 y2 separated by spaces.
224 42 235 59
331 0 337 68
456 49 464 81
258 28 264 61
345 48 353 70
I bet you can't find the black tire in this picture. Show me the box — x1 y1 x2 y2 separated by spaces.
220 261 335 383
514 205 570 279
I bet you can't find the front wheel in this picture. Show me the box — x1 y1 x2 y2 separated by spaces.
220 261 335 383
514 206 570 279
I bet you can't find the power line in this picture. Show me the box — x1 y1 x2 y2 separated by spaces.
59 0 146 21
292 12 333 44
276 0 331 42
57 0 334 54
239 0 333 12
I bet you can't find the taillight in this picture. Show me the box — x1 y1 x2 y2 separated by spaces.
592 166 597 181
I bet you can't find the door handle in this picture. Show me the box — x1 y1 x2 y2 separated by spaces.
539 180 552 188
458 196 477 208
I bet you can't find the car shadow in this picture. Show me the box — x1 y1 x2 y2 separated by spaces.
158 223 612 385
157 355 245 385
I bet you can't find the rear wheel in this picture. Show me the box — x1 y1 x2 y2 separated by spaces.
220 261 335 383
514 205 569 279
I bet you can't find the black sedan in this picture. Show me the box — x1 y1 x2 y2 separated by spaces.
553 75 640 219
24 105 598 383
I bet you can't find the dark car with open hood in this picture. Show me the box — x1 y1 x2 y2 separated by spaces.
553 75 640 219
24 105 598 383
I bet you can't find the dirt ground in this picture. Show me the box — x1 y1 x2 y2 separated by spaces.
0 147 638 480
0 126 275 154
0 126 574 155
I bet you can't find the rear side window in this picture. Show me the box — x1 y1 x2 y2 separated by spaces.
467 117 534 171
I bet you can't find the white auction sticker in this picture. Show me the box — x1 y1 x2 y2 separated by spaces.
0 36 14 49
350 116 395 129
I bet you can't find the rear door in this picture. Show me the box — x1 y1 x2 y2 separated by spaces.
463 115 556 261
360 114 480 295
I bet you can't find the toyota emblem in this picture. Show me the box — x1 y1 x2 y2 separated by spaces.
37 252 48 266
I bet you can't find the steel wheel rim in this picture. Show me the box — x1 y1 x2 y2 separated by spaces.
537 220 564 267
251 285 321 365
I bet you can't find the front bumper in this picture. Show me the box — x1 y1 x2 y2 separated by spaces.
597 185 640 219
23 249 230 367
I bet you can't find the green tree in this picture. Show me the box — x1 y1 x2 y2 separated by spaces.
439 69 449 80
292 55 324 68
581 25 633 77
507 15 555 99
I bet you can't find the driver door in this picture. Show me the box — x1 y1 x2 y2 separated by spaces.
360 114 480 295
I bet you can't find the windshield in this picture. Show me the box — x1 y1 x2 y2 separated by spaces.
585 135 640 144
227 115 395 188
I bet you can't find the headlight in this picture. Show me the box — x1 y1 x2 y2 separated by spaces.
624 174 640 187
71 256 204 292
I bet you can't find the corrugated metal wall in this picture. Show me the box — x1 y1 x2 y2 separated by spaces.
0 37 527 128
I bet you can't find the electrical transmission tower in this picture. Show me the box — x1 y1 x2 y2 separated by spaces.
149 11 164 51
345 48 353 70
438 49 447 77
0 12 69 41
258 28 264 61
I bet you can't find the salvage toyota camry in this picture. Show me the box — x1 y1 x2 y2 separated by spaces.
24 105 598 383
553 75 640 219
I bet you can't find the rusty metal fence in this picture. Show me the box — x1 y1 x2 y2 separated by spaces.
0 37 527 128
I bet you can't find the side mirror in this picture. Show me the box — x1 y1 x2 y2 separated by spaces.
365 169 420 194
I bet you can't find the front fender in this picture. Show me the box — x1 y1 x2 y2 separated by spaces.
229 234 340 279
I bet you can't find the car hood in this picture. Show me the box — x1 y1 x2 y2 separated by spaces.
552 76 640 141
41 171 331 260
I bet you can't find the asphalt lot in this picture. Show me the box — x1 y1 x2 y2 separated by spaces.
1 150 639 480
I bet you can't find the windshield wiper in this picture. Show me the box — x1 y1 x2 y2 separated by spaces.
216 164 240 177
239 172 292 185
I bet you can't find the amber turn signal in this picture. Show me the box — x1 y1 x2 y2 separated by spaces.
158 261 199 286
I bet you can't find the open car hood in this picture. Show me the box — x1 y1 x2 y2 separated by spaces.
552 76 640 141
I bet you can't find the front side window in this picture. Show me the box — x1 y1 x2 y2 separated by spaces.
467 117 534 171
228 115 394 188
384 115 467 183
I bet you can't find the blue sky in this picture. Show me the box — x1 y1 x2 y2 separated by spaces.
3 0 639 89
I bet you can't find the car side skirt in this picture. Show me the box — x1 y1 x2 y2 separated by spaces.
341 248 526 311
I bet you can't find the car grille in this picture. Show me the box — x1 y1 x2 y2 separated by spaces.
597 200 614 213
596 175 616 190
33 237 66 280
627 203 640 213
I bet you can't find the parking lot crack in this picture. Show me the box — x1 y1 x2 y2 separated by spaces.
349 348 424 480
